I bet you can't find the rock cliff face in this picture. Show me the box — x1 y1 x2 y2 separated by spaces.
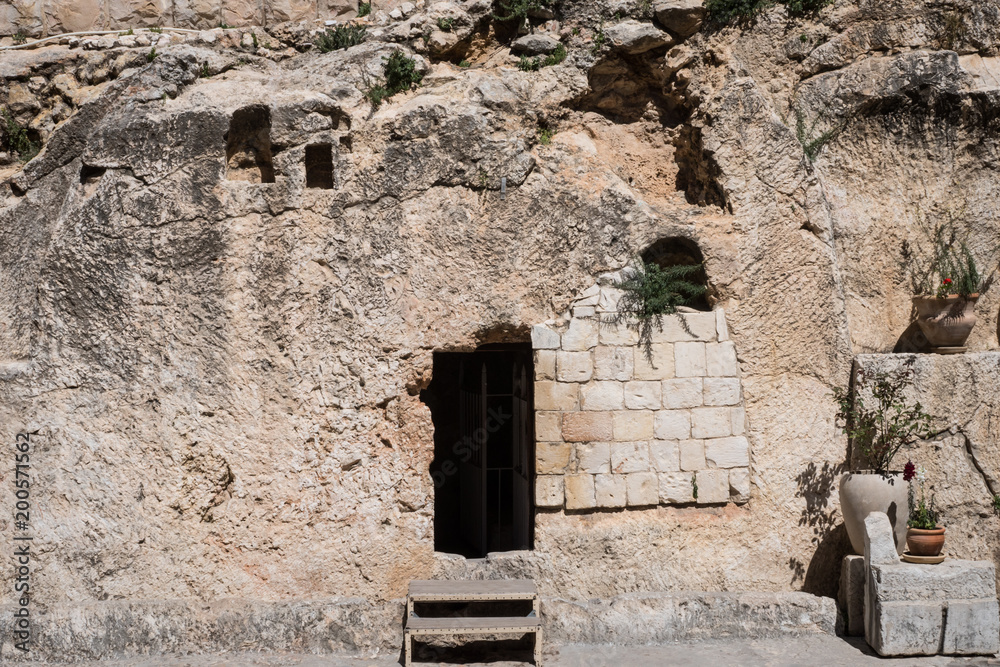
2 0 1000 657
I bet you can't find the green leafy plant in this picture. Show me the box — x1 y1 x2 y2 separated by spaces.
251 31 258 48
358 2 372 17
907 221 995 298
603 258 707 362
366 50 423 109
833 368 934 476
705 0 772 23
941 12 965 50
2 109 39 162
538 127 553 145
199 61 211 78
794 107 843 162
146 47 158 62
219 21 232 29
992 494 1000 517
590 23 606 54
315 24 367 52
518 55 541 71
438 16 455 31
12 30 28 45
637 0 653 18
149 26 163 34
458 59 471 67
692 474 698 501
542 42 567 66
119 28 134 36
493 0 554 22
707 0 830 23
782 0 832 16
905 463 939 529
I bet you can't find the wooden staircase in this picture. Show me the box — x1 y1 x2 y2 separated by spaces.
404 579 542 666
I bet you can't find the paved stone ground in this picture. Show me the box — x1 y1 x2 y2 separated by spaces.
22 636 1000 666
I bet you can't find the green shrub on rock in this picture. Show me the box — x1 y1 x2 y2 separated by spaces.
366 51 424 109
315 24 367 53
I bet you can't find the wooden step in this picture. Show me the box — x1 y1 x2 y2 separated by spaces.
406 615 540 634
407 578 537 602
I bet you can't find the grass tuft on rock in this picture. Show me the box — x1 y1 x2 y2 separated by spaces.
366 51 424 109
315 24 367 53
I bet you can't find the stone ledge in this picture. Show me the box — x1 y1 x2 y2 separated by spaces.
543 592 838 643
0 591 839 661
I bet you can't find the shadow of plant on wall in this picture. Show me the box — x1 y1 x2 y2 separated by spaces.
790 461 850 597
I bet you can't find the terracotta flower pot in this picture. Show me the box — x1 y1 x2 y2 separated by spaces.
912 294 979 348
840 472 908 555
906 526 946 556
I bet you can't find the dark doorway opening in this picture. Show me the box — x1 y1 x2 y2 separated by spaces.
224 105 276 183
305 143 334 189
422 344 534 558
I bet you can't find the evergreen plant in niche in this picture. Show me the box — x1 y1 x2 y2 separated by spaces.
604 257 706 362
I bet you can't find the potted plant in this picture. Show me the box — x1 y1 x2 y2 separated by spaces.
910 227 990 351
834 367 934 555
904 461 945 556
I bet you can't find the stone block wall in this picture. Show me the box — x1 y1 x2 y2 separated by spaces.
531 281 752 511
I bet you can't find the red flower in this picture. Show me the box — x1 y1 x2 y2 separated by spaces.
903 461 916 482
943 278 952 284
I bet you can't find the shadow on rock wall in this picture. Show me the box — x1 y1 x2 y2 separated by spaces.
792 461 851 598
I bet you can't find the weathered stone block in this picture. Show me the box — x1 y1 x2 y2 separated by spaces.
557 351 594 383
654 0 707 39
633 343 674 380
705 341 739 377
535 381 579 411
626 472 659 506
716 307 729 341
565 474 597 510
839 554 865 636
535 475 564 508
651 313 717 342
662 378 703 409
612 410 654 440
873 560 998 602
599 322 638 346
679 438 705 471
696 469 729 504
868 600 944 656
674 341 706 377
562 412 613 442
575 442 611 473
703 377 741 406
534 349 556 380
659 471 695 504
595 473 627 508
581 381 625 410
562 318 598 351
942 600 1000 655
611 441 650 473
691 407 732 439
650 439 679 472
655 409 691 440
535 412 561 442
620 381 657 410
705 436 749 468
573 305 596 318
728 467 750 503
731 406 746 435
594 346 632 381
536 441 571 473
531 323 560 349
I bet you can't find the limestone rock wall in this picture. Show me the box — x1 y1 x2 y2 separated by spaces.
2 0 1000 656
1 0 361 36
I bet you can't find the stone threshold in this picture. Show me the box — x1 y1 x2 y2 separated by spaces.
0 592 836 662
